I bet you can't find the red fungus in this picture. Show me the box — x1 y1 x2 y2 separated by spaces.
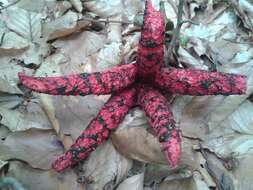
18 0 246 172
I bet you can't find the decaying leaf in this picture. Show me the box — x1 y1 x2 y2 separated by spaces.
111 108 201 170
70 0 83 13
7 161 82 190
0 101 52 132
0 32 29 52
3 7 42 42
117 173 144 190
81 141 132 190
83 0 123 18
0 129 62 169
43 11 89 40
0 78 22 95
52 31 106 72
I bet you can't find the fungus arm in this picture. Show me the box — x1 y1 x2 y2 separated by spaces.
137 85 181 168
154 67 246 96
18 64 137 96
52 87 137 172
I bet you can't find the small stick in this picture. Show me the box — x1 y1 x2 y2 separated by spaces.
78 16 133 25
167 0 185 59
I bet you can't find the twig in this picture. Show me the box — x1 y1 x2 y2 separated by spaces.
167 0 185 59
78 16 133 25
179 19 198 26
0 0 21 11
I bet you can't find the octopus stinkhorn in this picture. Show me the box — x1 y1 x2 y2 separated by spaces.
18 0 246 172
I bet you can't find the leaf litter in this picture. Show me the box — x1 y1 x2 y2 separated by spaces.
0 0 253 189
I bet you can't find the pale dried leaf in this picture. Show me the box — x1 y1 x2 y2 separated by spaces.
0 32 29 52
15 0 49 13
52 31 106 73
227 100 253 134
21 40 50 65
185 11 237 42
3 7 42 42
70 0 83 12
0 95 23 110
158 177 194 190
82 141 132 190
0 130 62 169
145 164 192 185
43 11 79 40
48 1 72 18
52 95 104 139
178 47 207 70
192 172 210 190
0 78 22 94
200 153 235 190
117 173 144 190
112 127 166 165
84 0 123 17
112 126 201 170
0 125 10 140
0 101 52 131
204 134 253 158
7 161 82 190
34 53 68 77
123 0 142 21
231 0 253 31
96 42 122 70
233 155 253 190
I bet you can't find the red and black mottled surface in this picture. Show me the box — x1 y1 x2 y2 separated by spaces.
18 64 137 96
52 87 136 172
18 0 246 172
154 67 246 96
137 85 181 168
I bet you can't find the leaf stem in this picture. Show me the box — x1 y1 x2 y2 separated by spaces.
167 0 185 59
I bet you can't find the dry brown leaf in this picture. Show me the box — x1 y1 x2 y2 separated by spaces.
0 125 10 140
200 152 235 190
0 129 62 170
83 0 123 18
52 96 104 139
0 101 52 132
70 0 83 13
7 161 83 190
81 141 132 190
52 31 106 73
233 155 253 190
111 126 201 170
43 11 88 40
117 173 144 190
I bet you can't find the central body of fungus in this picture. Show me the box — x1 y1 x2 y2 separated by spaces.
18 0 246 172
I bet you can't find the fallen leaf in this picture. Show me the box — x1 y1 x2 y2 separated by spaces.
7 161 82 190
0 129 62 169
0 32 29 52
3 7 42 42
84 0 123 17
81 141 132 190
70 0 83 13
43 11 89 40
52 31 106 73
0 101 52 132
117 173 144 190
0 78 22 94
